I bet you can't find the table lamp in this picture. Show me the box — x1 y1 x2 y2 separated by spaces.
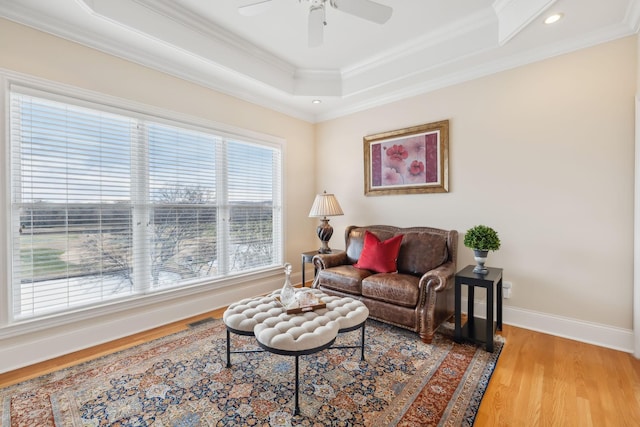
308 190 344 253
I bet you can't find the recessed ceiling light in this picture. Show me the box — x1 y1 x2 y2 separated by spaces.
544 13 564 25
312 99 322 104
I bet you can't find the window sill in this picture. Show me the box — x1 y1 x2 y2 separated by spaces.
0 266 282 340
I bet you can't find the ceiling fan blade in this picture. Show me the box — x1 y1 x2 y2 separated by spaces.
330 0 392 24
308 5 325 48
238 0 273 16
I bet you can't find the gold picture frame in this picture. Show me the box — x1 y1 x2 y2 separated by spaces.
363 120 449 196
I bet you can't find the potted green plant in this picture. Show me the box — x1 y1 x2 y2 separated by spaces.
463 225 501 274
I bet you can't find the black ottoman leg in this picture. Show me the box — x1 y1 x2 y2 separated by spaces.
360 322 366 361
294 355 300 416
226 328 231 368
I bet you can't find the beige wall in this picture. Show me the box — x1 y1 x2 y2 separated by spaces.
317 36 637 331
638 34 640 88
0 19 317 371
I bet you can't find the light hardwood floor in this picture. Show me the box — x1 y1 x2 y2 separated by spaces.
477 325 640 426
1 311 639 426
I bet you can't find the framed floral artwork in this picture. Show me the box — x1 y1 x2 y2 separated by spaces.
363 120 449 196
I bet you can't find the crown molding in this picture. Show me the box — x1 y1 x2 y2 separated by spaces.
342 8 497 79
132 0 295 75
626 0 640 31
81 0 504 101
317 19 638 122
0 0 319 122
493 0 558 45
77 0 299 94
293 69 342 96
0 22 315 123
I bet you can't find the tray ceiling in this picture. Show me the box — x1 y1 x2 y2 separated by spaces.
0 0 638 122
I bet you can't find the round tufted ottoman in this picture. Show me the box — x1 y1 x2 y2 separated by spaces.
222 290 369 415
319 295 370 331
222 295 287 367
254 313 340 415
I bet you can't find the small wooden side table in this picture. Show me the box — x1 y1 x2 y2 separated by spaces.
301 250 319 286
454 265 503 352
301 250 344 286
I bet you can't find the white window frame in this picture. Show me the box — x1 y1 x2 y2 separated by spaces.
0 72 285 336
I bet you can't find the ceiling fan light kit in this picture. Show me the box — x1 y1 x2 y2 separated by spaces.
238 0 393 47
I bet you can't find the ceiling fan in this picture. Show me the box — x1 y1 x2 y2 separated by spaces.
238 0 393 47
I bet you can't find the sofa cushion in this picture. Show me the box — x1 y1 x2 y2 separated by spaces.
361 273 420 308
316 265 372 295
397 232 449 275
354 231 404 273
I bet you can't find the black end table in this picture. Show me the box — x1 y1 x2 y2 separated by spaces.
301 250 319 286
301 250 344 287
454 265 503 352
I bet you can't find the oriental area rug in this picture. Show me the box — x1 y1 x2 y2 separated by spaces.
1 319 503 426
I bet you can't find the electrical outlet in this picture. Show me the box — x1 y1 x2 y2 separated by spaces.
503 281 513 299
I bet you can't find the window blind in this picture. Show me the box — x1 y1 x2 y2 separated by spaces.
10 92 135 319
227 140 280 272
9 86 282 321
146 122 219 288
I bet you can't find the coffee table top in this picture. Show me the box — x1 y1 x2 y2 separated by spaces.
223 289 369 353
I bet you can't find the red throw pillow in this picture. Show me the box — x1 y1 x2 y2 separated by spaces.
354 231 404 273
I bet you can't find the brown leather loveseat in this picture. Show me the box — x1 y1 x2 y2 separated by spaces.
312 225 458 343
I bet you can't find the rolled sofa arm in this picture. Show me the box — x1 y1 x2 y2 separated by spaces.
312 251 348 271
418 261 456 293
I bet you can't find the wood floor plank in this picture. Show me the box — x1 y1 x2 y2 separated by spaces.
477 325 640 426
1 312 639 426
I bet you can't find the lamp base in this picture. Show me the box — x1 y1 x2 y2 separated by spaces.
316 218 334 254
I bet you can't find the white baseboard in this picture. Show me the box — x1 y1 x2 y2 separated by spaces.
462 298 635 354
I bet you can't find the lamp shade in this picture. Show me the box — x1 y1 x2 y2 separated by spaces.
308 191 344 218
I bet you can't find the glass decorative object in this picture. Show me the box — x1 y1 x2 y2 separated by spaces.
279 262 296 307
